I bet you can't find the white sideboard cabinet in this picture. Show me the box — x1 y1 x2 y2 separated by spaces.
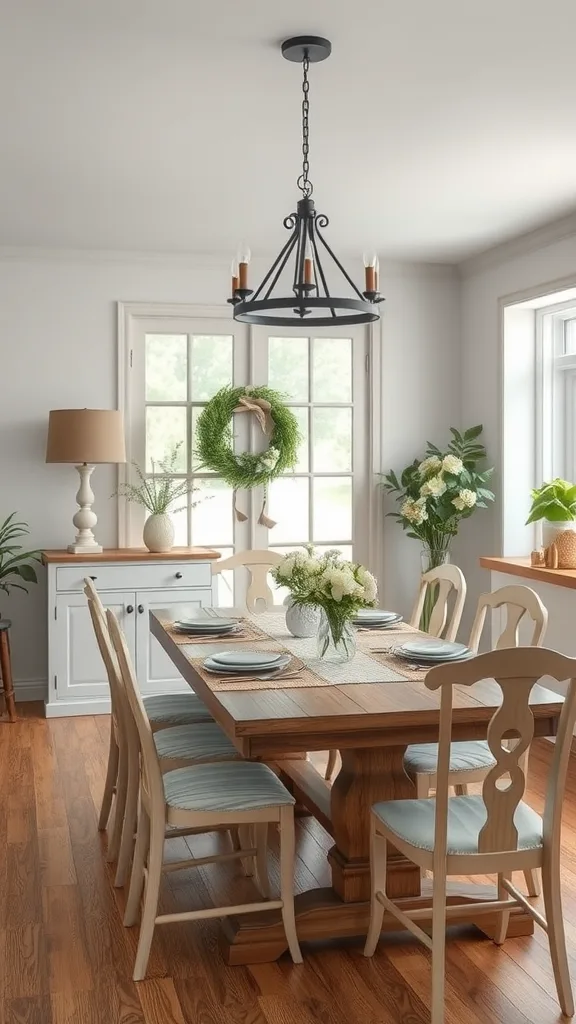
42 547 220 718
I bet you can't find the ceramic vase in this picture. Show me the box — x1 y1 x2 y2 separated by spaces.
284 597 321 638
143 513 175 553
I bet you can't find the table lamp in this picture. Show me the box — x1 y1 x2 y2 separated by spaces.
46 409 126 554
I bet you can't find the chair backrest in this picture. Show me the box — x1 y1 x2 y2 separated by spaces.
425 647 576 865
211 549 283 613
468 584 548 653
84 579 124 735
106 608 165 814
410 564 467 641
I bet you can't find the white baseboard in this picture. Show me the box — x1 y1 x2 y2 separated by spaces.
45 698 112 718
15 679 48 702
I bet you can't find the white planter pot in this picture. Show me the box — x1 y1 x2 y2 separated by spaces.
143 513 175 553
542 520 576 549
284 597 321 638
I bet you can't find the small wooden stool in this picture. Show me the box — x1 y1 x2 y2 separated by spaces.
0 621 16 722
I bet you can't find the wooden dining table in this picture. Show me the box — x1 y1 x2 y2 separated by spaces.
150 608 565 965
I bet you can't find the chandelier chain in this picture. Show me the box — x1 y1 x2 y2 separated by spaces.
297 53 313 198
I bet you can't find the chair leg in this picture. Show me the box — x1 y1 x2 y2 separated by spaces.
106 741 128 863
325 749 338 781
364 818 387 957
133 816 164 981
431 861 448 1024
523 868 541 897
415 775 431 799
493 872 511 945
238 824 254 877
99 725 119 831
114 742 139 887
253 822 271 899
279 806 302 964
124 803 150 927
542 856 574 1017
453 783 469 796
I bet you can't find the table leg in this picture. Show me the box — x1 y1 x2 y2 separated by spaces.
328 744 420 902
0 630 16 723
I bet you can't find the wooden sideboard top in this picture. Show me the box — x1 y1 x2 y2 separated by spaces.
41 546 221 565
480 555 576 590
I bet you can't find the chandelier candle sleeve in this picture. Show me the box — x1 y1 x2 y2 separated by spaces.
231 259 239 294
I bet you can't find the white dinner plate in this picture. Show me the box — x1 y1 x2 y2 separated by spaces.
353 616 403 628
400 640 468 657
203 654 291 675
175 619 238 631
210 651 283 668
354 609 399 621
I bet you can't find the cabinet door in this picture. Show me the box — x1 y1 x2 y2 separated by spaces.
52 592 136 702
136 589 211 694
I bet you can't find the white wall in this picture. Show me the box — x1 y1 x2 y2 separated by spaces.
459 225 576 637
0 250 459 697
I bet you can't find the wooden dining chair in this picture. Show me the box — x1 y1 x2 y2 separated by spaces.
409 564 467 641
365 646 576 1024
107 607 302 979
212 549 283 613
404 583 548 897
87 592 248 888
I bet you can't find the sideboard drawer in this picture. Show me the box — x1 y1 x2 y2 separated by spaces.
56 562 212 593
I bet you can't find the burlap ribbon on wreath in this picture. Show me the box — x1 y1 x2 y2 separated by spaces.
232 395 277 528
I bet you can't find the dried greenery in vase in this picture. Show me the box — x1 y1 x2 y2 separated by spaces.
114 442 205 515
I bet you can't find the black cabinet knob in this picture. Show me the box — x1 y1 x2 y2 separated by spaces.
175 572 183 579
89 576 97 581
126 605 134 614
138 605 144 614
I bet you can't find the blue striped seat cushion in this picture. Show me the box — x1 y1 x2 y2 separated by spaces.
404 740 496 776
372 794 543 854
154 722 241 763
163 761 296 813
143 692 213 725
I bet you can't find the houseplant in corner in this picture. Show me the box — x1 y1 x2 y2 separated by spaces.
115 442 206 552
382 425 495 629
0 513 41 604
526 479 576 567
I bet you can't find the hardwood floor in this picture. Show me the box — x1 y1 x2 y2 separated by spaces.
3 704 576 1024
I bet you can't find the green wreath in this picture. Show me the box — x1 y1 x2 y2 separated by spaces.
194 385 301 488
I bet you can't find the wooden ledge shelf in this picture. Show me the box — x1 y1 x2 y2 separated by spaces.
480 555 576 590
41 546 221 564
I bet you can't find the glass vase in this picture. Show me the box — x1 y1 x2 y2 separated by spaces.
317 608 357 663
419 545 451 633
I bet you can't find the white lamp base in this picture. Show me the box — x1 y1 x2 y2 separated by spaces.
68 464 103 554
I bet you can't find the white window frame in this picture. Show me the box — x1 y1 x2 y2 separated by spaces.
117 302 382 574
536 300 576 485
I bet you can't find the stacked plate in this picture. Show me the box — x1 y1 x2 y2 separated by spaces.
173 617 240 639
352 608 403 629
394 639 473 664
202 650 291 677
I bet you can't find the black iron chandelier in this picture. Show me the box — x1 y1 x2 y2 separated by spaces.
228 35 384 328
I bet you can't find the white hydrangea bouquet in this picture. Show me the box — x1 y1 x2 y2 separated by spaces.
382 425 494 589
271 545 378 662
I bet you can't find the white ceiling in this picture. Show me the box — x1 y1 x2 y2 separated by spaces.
2 0 576 262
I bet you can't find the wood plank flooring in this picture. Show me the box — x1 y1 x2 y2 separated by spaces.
3 704 576 1024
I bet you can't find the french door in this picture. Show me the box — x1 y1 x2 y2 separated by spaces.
123 306 371 605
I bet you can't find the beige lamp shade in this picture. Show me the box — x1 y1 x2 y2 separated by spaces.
46 409 126 464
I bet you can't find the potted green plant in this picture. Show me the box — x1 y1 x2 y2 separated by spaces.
526 479 576 551
0 513 41 604
115 443 206 552
382 425 495 629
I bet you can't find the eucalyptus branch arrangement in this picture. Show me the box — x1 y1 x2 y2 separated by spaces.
0 513 41 596
114 442 205 515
